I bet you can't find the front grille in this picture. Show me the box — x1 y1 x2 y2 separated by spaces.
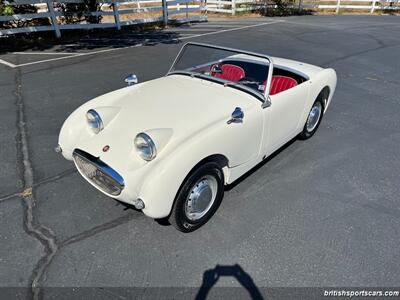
73 150 124 196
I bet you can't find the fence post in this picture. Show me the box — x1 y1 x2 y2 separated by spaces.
202 0 207 19
231 0 236 15
46 0 61 38
162 0 168 26
370 0 376 13
335 0 341 13
112 0 121 30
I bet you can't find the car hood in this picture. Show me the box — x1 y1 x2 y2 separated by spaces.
62 74 258 169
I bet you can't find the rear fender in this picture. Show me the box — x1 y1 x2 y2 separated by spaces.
300 68 337 125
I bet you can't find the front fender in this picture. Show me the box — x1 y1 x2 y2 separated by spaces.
139 105 263 219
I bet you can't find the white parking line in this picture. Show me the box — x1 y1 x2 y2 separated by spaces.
2 20 283 68
0 59 17 68
14 44 145 68
190 24 247 28
166 28 218 32
178 20 283 40
12 52 80 55
178 33 198 36
198 22 264 25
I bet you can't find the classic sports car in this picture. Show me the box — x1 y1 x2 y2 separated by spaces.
57 43 337 232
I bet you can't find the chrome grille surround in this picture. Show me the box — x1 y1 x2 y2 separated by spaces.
73 149 125 196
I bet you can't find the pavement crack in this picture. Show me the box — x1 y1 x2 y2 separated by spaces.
322 42 400 67
0 168 76 203
15 68 58 300
60 213 135 248
0 191 21 202
34 168 77 188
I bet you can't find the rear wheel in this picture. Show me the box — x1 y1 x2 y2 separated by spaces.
168 162 224 233
298 99 324 140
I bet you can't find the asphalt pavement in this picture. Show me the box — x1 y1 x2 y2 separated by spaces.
1 15 400 299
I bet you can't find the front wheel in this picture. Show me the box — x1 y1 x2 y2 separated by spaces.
168 162 224 232
298 99 324 140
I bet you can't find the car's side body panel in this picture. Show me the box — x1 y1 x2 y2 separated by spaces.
265 81 309 152
225 66 337 185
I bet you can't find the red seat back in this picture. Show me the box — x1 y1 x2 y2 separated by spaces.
269 75 297 95
213 64 245 82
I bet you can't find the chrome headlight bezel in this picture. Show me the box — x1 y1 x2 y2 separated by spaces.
86 109 104 134
134 132 157 161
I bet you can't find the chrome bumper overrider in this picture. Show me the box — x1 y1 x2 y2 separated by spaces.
72 149 125 196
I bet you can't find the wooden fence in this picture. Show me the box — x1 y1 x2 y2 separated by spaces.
207 0 400 14
0 0 206 37
1 0 398 37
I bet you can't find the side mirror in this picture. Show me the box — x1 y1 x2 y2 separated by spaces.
124 74 138 86
227 107 244 124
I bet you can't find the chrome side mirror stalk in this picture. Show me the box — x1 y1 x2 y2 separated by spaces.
124 74 138 86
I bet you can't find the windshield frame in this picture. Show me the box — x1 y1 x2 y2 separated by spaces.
167 42 274 105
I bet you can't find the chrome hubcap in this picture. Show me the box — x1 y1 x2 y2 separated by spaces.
185 175 218 221
306 102 322 132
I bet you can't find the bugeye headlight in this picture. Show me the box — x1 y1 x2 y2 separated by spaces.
134 133 156 161
86 109 104 134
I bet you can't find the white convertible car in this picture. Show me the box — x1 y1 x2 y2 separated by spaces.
57 43 337 232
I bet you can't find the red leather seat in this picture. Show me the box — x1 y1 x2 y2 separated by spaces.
269 75 297 95
213 64 245 82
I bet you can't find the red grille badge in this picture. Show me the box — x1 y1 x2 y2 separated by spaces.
102 145 110 152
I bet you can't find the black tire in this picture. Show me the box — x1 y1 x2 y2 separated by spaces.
168 162 224 233
298 98 325 140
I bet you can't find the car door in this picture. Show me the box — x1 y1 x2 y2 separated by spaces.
263 82 309 154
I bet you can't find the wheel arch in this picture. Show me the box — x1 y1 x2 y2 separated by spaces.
191 154 229 177
314 68 337 111
317 85 330 111
139 151 231 219
163 153 229 219
305 68 337 117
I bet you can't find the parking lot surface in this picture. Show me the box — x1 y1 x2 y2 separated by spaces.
1 15 400 299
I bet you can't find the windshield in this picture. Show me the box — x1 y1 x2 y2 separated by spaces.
168 43 270 101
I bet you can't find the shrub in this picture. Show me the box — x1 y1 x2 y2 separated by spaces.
258 0 313 16
55 0 106 24
0 0 14 15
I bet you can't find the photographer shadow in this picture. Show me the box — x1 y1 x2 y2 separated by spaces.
195 264 264 300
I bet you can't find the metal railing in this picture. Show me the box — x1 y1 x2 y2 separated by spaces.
0 0 206 37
